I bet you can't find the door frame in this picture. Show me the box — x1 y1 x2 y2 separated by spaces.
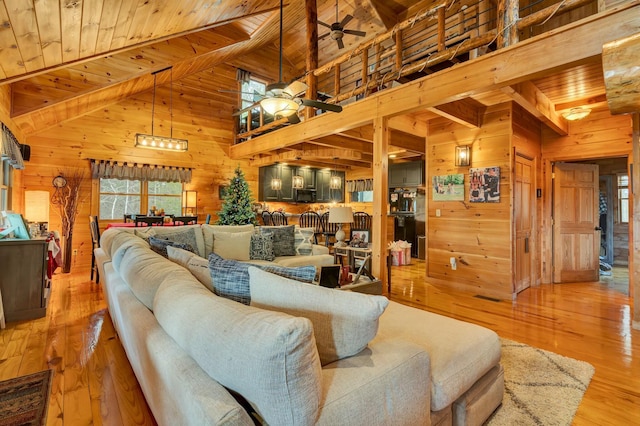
599 175 614 266
513 152 537 293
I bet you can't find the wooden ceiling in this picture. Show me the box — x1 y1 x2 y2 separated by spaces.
0 0 613 170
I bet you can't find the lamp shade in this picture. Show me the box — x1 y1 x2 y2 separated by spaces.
182 190 197 214
328 206 353 224
24 190 50 222
260 97 299 117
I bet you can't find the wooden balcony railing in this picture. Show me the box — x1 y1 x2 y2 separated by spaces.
235 0 595 142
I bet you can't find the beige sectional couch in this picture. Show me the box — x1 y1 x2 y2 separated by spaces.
95 225 503 425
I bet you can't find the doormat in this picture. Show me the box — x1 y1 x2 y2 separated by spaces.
486 339 594 425
0 369 53 426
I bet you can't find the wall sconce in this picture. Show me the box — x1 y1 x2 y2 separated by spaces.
292 174 304 189
455 145 471 167
562 107 591 121
182 190 197 215
24 190 50 235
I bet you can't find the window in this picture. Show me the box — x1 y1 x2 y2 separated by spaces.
617 174 629 223
350 191 373 202
99 178 182 220
0 157 12 223
238 78 267 132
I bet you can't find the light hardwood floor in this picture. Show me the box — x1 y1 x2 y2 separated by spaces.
1 262 638 425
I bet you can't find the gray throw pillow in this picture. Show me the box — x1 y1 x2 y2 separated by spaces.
149 236 195 258
260 225 296 256
208 253 316 305
250 233 275 261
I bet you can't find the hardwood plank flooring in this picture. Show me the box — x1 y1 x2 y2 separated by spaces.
0 262 638 425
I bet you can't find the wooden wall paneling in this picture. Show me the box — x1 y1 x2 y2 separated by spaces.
426 103 513 299
632 113 638 327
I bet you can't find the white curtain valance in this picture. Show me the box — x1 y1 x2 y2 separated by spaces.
90 159 192 183
346 179 374 192
1 123 24 170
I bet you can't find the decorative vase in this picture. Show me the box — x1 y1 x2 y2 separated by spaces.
62 234 73 273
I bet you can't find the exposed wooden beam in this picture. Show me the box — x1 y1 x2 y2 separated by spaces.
229 4 640 159
388 115 428 137
366 0 398 30
501 81 568 135
428 98 486 129
305 0 318 120
554 94 608 112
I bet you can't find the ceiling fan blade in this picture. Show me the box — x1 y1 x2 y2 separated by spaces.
283 80 308 97
339 14 353 28
319 32 331 41
300 98 343 113
287 114 301 124
337 38 344 49
344 29 366 37
318 20 332 29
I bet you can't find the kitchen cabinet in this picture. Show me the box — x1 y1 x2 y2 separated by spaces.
316 169 345 203
0 239 49 322
259 165 294 201
389 160 424 187
295 167 316 189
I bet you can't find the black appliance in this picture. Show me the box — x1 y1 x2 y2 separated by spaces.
394 213 417 257
295 189 316 203
389 189 416 213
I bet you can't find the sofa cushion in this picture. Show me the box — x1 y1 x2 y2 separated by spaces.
212 230 253 261
187 255 214 292
248 267 389 365
149 236 195 258
153 279 323 426
166 245 196 268
208 253 316 305
119 244 196 310
259 225 296 256
202 224 254 257
374 300 502 411
148 227 199 255
250 232 275 261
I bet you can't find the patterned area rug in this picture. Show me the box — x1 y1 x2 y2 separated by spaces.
0 369 53 426
487 339 595 426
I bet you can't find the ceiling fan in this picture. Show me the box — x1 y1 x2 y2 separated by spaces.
319 0 366 49
233 0 342 124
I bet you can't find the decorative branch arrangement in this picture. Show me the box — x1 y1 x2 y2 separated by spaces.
51 168 86 273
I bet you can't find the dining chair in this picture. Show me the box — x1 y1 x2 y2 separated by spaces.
261 211 272 226
270 211 288 226
172 215 198 225
89 215 101 283
135 216 164 226
320 211 340 247
299 211 323 244
351 211 372 242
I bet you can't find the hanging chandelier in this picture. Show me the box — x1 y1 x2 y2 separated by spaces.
135 66 188 152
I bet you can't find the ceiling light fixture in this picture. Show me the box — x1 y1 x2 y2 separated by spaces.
135 66 188 152
562 106 592 121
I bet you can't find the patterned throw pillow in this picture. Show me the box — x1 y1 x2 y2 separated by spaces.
294 227 315 256
208 253 316 305
150 228 199 254
250 233 275 261
259 225 296 256
149 236 195 258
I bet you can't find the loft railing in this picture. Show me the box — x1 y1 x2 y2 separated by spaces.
235 0 595 142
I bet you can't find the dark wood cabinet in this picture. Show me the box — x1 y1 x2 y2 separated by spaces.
0 239 49 322
259 165 294 201
296 167 316 189
316 169 345 203
389 160 424 187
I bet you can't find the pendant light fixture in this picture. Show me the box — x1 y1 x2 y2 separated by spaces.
135 66 188 152
271 163 282 191
329 157 342 190
292 173 304 189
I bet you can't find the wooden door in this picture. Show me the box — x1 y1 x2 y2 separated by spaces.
553 163 600 283
514 155 534 293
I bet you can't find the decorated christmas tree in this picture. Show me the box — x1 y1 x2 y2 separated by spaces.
216 166 257 225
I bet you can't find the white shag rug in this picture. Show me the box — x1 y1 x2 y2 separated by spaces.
486 339 595 426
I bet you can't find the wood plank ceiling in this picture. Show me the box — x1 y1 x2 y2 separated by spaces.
0 0 609 170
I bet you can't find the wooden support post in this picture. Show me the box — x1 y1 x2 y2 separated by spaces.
372 116 389 291
497 0 519 48
361 49 369 97
632 113 639 329
305 0 318 120
395 29 403 71
438 7 446 51
334 63 341 97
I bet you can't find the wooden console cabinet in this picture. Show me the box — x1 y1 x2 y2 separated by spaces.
0 239 49 322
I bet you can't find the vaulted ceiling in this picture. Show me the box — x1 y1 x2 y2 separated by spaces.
0 0 618 170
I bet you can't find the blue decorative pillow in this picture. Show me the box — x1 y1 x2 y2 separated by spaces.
250 233 275 261
149 236 195 258
260 225 296 256
208 253 316 305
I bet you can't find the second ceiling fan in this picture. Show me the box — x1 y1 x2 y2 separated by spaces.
319 0 367 49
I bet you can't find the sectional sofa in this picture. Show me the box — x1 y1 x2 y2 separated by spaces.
95 224 503 425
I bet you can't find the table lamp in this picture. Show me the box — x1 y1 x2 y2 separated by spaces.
328 206 353 247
